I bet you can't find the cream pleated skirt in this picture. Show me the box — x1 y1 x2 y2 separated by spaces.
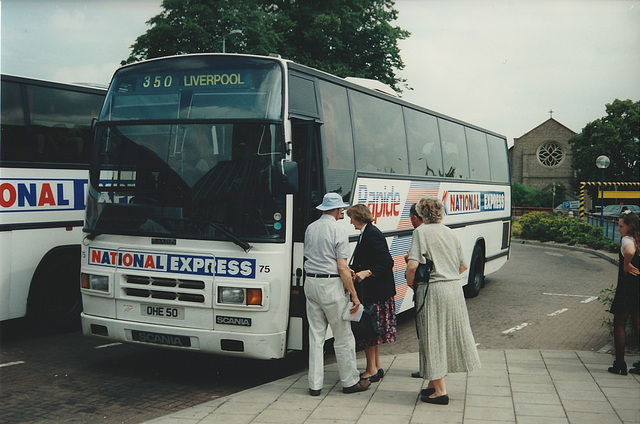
416 279 481 381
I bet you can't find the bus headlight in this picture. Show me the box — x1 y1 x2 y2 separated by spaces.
81 273 109 292
218 287 262 306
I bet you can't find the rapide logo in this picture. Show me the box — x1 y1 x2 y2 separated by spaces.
356 184 401 224
0 179 86 212
88 248 256 278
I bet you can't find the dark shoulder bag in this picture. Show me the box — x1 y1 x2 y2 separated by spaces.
351 280 382 339
413 257 433 337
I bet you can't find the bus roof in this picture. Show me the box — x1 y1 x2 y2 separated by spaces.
1 74 107 93
108 53 506 141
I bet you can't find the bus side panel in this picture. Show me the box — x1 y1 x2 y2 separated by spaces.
0 231 15 321
0 168 88 321
341 176 510 312
0 227 83 321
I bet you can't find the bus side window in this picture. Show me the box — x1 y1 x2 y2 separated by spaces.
317 80 355 199
0 81 28 162
465 127 490 181
487 134 510 182
404 108 443 177
438 119 469 179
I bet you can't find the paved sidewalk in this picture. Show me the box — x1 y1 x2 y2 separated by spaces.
144 349 640 424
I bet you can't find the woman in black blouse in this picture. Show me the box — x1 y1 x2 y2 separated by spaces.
346 204 397 382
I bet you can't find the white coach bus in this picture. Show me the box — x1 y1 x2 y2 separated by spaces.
80 54 510 359
1 75 105 325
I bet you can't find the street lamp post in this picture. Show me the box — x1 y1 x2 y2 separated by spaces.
595 155 610 226
222 29 243 53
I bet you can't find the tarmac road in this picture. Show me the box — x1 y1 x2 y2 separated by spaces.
0 242 621 424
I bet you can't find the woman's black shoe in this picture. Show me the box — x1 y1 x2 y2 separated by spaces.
608 360 628 375
377 368 384 379
420 394 449 405
420 388 435 397
361 373 380 382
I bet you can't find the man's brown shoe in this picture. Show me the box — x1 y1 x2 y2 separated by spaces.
343 379 370 394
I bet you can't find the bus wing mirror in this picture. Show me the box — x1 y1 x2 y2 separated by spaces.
274 160 298 194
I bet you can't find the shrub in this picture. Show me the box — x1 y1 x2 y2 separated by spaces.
517 212 619 252
598 284 633 336
511 219 522 238
512 181 566 208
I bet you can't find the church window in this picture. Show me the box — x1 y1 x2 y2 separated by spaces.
537 142 563 167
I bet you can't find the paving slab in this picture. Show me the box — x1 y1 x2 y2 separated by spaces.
143 350 640 424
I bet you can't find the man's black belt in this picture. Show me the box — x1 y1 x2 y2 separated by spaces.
305 273 340 278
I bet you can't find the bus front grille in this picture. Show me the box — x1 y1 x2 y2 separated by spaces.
123 275 206 303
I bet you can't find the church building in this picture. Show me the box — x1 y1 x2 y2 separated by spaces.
510 114 576 195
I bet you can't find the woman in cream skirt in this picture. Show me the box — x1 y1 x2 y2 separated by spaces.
406 196 480 405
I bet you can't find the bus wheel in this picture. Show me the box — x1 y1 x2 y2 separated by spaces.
27 248 82 332
464 245 484 298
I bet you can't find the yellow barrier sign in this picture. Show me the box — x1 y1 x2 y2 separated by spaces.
598 191 640 199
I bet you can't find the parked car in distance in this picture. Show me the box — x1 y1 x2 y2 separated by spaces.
601 204 640 216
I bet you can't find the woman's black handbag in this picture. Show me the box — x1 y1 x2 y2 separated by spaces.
351 304 381 339
350 280 382 339
414 258 433 337
415 258 434 286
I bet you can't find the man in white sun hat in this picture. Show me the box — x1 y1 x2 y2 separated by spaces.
304 192 370 396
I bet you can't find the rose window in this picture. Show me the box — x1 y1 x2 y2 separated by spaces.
537 142 563 167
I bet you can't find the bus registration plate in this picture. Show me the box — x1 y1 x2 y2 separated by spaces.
141 304 184 320
131 330 191 347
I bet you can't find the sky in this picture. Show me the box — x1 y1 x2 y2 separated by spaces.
2 0 639 147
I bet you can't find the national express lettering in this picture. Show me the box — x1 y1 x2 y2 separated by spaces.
445 191 506 215
88 248 256 278
356 185 401 224
0 179 86 212
449 192 481 214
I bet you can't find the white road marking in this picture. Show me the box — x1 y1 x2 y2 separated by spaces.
543 293 593 299
94 342 123 349
581 296 598 304
544 252 564 257
547 308 569 317
502 323 530 334
0 361 25 368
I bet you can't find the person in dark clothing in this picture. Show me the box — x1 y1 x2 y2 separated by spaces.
346 204 397 382
608 210 640 375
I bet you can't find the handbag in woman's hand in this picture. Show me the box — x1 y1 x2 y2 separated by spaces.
415 258 434 284
351 304 382 338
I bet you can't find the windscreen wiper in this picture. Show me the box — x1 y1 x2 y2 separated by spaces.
205 221 252 253
84 228 104 241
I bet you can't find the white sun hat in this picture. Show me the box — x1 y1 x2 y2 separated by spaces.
316 193 349 211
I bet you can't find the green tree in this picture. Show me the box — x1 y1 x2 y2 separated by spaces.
512 181 566 208
568 99 640 194
123 0 410 91
123 0 284 62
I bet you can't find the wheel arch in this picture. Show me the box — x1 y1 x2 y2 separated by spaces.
27 244 82 325
464 239 486 298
